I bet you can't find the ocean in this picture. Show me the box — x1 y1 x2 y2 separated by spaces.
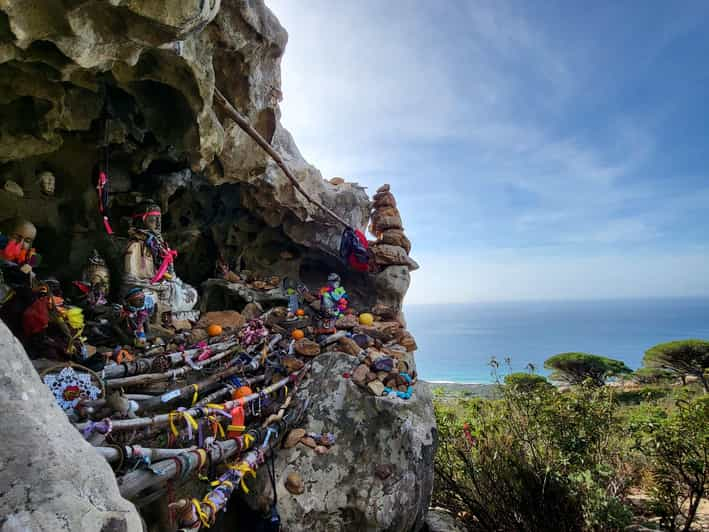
405 298 709 383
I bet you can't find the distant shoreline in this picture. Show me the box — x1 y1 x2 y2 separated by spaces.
422 380 499 399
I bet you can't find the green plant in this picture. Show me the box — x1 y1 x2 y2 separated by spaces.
615 385 670 405
631 395 709 531
433 381 633 531
503 371 551 392
544 352 632 387
643 340 709 392
633 367 674 385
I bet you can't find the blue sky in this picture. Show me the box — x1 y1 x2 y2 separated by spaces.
268 1 709 303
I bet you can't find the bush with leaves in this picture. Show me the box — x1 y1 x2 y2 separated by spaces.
632 367 674 385
503 371 552 392
544 352 632 386
433 378 633 531
643 339 709 392
630 394 709 532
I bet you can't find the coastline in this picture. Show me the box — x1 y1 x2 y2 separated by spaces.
422 380 500 400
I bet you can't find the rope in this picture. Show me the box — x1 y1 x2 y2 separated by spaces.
214 88 351 230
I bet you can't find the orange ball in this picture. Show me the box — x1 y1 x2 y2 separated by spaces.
232 386 253 400
296 309 305 317
207 324 223 337
292 329 305 340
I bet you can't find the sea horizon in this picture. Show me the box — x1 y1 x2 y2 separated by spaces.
405 296 709 384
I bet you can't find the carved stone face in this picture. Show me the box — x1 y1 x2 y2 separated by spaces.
39 171 55 196
8 220 37 251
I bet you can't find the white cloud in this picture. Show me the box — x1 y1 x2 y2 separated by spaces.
407 251 709 304
267 0 709 302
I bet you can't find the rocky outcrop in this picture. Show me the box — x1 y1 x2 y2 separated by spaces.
0 321 142 532
0 0 371 299
246 353 436 532
0 1 430 530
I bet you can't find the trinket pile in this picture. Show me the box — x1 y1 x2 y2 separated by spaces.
0 184 420 529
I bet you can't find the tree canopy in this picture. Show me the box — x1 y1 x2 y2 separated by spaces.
544 352 632 386
504 372 552 392
643 339 709 392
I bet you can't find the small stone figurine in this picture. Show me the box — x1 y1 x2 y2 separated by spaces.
121 287 156 348
38 171 56 197
78 250 111 307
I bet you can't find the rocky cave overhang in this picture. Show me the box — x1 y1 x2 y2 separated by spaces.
0 0 381 310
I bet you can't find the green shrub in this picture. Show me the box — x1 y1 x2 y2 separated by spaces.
615 385 670 405
503 372 552 392
433 382 633 531
544 352 632 386
633 367 674 385
631 395 709 532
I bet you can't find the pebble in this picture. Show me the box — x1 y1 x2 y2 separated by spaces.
352 364 369 386
367 380 385 396
294 339 321 357
300 436 317 449
314 445 329 455
338 337 362 356
366 372 378 383
285 472 304 495
282 357 305 373
284 428 306 449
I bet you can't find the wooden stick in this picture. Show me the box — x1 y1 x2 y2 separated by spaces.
105 347 240 389
214 88 351 229
101 338 239 380
118 439 241 500
195 385 234 407
136 367 263 414
76 370 298 433
97 445 197 464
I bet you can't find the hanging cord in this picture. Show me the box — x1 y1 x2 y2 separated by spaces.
213 88 351 231
266 439 280 531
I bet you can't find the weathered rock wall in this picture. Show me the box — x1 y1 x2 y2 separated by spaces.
0 320 143 532
0 0 378 308
0 1 430 530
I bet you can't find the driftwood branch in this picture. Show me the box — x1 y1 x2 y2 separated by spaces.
101 338 239 380
106 347 240 389
214 88 351 229
75 370 301 434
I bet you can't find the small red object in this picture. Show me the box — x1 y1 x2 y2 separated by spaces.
343 372 351 379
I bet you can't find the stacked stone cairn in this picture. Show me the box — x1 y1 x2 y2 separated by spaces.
369 184 418 274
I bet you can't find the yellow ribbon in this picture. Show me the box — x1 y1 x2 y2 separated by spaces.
202 498 218 525
191 498 211 528
227 463 256 493
243 433 255 449
168 410 199 437
206 403 225 410
191 384 199 406
227 424 245 433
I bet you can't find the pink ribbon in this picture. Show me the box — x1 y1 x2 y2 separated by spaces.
196 341 213 362
150 248 177 284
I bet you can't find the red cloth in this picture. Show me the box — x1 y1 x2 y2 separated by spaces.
348 229 370 272
23 296 50 336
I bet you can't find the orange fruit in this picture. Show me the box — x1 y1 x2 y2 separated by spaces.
232 386 253 400
207 324 223 337
296 309 305 317
292 329 305 340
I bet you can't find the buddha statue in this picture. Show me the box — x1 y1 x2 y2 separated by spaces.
80 249 110 307
1 217 40 283
122 202 198 320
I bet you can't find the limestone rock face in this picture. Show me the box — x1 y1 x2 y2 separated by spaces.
0 0 372 297
246 353 436 532
0 321 142 532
